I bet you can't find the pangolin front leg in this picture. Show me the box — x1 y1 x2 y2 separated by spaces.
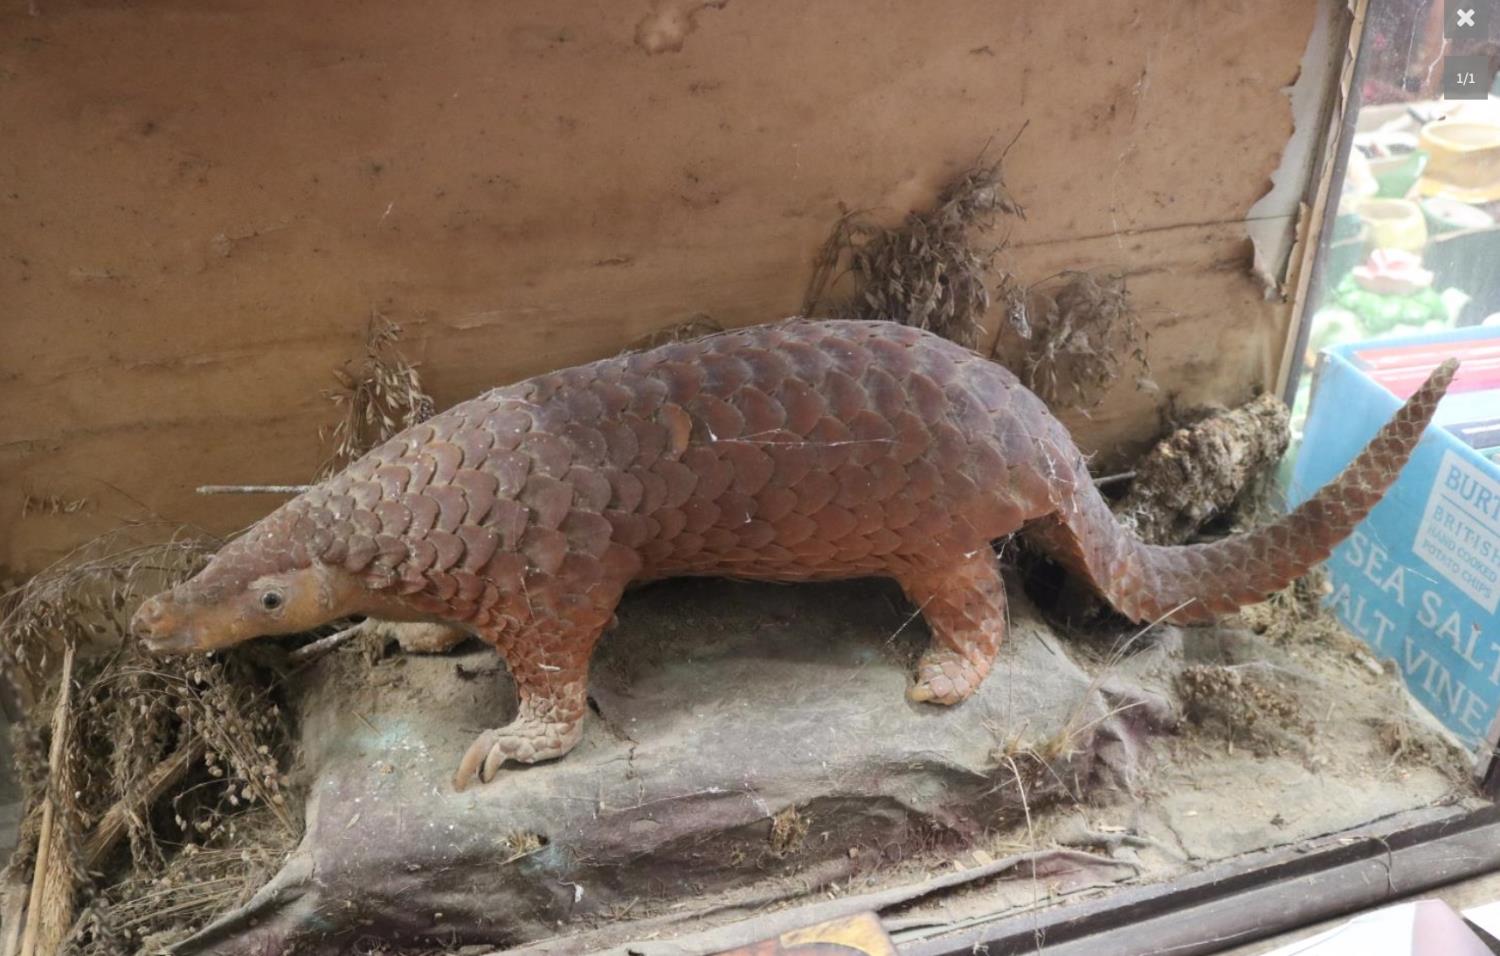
452 603 619 789
899 549 1008 705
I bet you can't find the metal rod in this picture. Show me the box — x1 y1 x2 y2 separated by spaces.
195 485 311 496
1093 471 1136 488
288 622 368 666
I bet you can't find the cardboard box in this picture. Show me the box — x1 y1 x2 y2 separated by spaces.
1293 326 1500 754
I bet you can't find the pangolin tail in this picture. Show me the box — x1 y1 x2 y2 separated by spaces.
1028 359 1458 625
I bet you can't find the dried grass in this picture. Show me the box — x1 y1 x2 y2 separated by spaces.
2 304 438 953
997 270 1154 412
625 315 725 353
802 140 1025 349
0 532 300 955
319 311 435 478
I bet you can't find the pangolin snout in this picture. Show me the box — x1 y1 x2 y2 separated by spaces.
131 594 192 653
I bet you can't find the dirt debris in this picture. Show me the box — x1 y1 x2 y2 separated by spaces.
1176 663 1310 755
769 806 809 857
1114 392 1291 545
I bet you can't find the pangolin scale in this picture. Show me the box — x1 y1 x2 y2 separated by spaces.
132 319 1457 789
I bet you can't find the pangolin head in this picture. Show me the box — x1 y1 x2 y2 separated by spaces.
131 503 365 654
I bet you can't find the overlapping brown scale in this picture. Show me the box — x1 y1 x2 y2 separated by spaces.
824 338 872 380
754 485 799 523
482 406 532 450
373 465 410 499
561 423 608 467
521 527 569 575
621 371 668 417
566 466 612 513
772 511 818 546
680 497 721 534
373 500 411 537
562 385 605 424
424 442 464 487
599 420 641 469
305 522 335 559
458 526 501 573
699 353 752 393
721 442 774 496
655 459 699 509
344 535 379 572
560 512 614 558
607 471 645 513
945 384 994 436
520 432 572 479
736 348 790 393
350 509 381 537
403 494 440 538
481 449 530 499
584 379 632 418
604 511 653 550
452 571 486 605
681 446 733 501
791 471 838 515
348 480 382 512
815 505 858 541
427 485 469 532
778 339 833 383
805 418 855 471
521 475 574 530
484 552 527 592
487 499 529 551
658 405 693 460
659 361 704 405
404 538 438 576
374 534 407 568
733 386 786 436
632 418 669 468
636 469 669 514
452 469 499 524
688 394 745 442
429 571 459 602
427 530 465 571
457 428 494 469
881 493 921 532
775 378 825 436
865 335 918 379
406 454 437 494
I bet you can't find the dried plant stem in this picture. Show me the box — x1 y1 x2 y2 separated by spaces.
84 738 207 870
1 882 25 956
19 642 75 956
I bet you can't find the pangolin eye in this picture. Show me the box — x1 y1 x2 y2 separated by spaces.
260 590 284 611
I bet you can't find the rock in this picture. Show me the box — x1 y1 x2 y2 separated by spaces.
171 577 1160 954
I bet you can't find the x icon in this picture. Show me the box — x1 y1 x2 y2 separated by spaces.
1458 8 1477 27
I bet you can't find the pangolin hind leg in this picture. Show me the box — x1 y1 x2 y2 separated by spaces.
368 621 472 654
898 549 1008 705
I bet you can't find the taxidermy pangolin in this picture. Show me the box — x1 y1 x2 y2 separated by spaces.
131 319 1457 789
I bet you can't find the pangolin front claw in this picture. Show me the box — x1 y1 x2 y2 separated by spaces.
450 716 584 790
453 729 499 791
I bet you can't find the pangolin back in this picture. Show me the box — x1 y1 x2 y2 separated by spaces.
277 319 1452 630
